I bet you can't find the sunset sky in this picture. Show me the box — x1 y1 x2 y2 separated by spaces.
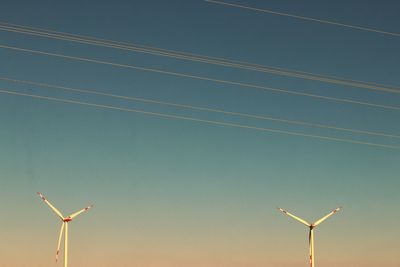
0 1 399 267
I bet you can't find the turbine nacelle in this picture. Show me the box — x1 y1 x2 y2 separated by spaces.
63 217 72 222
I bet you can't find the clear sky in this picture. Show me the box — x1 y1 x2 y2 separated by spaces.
0 1 399 267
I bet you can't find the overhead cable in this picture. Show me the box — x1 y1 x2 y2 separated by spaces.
0 22 399 94
206 0 400 37
1 76 399 139
1 44 399 111
0 88 399 150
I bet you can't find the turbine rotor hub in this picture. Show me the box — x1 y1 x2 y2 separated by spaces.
63 217 72 222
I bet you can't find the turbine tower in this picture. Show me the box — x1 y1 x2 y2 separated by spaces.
37 192 93 267
278 207 341 267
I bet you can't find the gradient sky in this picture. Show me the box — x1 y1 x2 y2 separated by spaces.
0 1 399 267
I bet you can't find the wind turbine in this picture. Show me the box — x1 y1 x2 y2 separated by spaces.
277 207 341 267
37 192 93 267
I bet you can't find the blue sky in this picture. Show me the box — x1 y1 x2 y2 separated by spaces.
0 1 399 266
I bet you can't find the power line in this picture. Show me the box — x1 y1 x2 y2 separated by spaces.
206 0 400 37
1 44 399 112
0 22 399 94
2 76 399 139
0 87 398 150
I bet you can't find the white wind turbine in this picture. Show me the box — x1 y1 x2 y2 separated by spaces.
278 207 341 267
37 192 93 267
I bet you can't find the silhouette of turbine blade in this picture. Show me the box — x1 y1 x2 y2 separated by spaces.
56 223 65 262
68 204 94 219
313 207 341 226
37 192 64 219
278 208 311 226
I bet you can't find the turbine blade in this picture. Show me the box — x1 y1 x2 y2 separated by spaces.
68 204 94 219
56 223 65 262
37 192 64 219
309 229 312 267
313 207 342 226
310 229 314 267
277 207 311 226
